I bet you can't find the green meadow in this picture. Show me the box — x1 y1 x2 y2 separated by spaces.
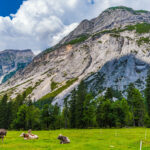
0 128 150 150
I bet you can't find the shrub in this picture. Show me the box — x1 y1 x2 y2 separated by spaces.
51 81 59 91
137 37 150 46
66 35 89 45
38 78 78 102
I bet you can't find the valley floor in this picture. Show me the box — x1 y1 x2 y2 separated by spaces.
0 128 150 150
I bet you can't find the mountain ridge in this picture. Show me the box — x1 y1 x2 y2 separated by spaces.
59 6 150 45
0 6 150 106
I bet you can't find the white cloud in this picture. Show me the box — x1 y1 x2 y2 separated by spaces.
0 0 79 54
0 0 149 54
51 23 78 46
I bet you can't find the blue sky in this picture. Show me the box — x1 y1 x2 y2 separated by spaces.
0 0 150 54
0 0 25 17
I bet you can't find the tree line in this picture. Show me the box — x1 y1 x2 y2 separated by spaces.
1 72 150 130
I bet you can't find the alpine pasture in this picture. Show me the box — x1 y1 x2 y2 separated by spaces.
0 128 150 150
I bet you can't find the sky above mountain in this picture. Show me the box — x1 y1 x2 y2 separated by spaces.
0 0 150 54
0 0 25 17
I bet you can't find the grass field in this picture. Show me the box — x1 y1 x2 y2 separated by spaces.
0 128 150 150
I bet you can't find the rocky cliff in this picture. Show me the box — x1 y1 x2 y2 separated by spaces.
0 49 34 84
0 6 150 105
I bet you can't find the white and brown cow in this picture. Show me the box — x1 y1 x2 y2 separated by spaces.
20 132 38 140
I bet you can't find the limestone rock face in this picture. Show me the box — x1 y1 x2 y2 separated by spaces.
0 7 150 106
0 49 34 83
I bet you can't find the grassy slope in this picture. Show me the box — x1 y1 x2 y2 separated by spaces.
38 78 78 102
0 128 150 150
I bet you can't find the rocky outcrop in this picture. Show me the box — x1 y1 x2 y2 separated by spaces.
0 49 34 83
85 54 149 95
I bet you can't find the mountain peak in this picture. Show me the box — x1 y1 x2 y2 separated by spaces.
59 6 150 45
0 49 34 55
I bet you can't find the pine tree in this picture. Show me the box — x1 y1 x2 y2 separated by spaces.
132 89 145 126
6 101 13 129
112 100 124 127
69 89 77 128
13 104 28 129
127 83 135 106
120 98 133 126
75 81 87 128
96 98 114 127
96 97 104 127
26 105 40 129
12 94 24 121
62 97 69 129
0 94 8 128
82 93 96 128
145 70 150 116
127 83 136 126
52 103 61 129
41 104 51 129
127 86 145 126
104 88 113 100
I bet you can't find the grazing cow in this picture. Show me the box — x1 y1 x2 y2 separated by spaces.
0 129 7 142
57 134 70 144
20 132 38 140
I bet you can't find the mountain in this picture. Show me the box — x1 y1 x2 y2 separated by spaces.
0 6 150 105
59 6 150 44
0 49 34 84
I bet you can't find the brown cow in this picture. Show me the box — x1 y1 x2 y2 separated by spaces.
0 129 7 142
57 134 70 144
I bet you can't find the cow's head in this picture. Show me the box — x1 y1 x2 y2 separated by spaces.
57 134 63 140
20 133 29 138
28 129 32 134
20 133 26 137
